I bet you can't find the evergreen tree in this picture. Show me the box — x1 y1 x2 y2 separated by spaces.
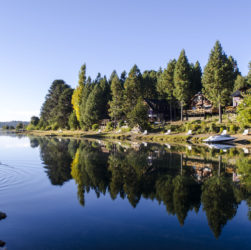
190 61 202 95
202 41 236 123
228 55 240 81
68 111 79 130
247 62 251 86
157 59 176 120
40 80 72 128
123 65 142 120
173 50 191 121
71 64 86 122
127 97 148 129
120 70 127 86
109 70 118 85
141 70 158 99
108 74 124 122
234 75 248 91
99 76 111 119
57 88 73 128
82 84 104 128
79 77 92 128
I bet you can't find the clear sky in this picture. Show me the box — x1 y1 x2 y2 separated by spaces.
0 0 250 121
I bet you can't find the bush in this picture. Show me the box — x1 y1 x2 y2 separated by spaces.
26 124 36 131
105 121 113 132
209 123 219 133
51 123 59 130
229 124 238 134
92 124 99 130
118 120 125 127
68 111 79 130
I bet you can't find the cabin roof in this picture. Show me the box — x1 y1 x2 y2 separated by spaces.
231 90 243 98
144 99 169 112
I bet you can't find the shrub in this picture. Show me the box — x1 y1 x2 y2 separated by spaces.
229 124 238 134
209 123 218 133
118 120 125 127
92 124 99 130
105 121 113 132
51 123 59 131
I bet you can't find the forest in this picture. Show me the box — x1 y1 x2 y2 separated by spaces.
28 41 251 131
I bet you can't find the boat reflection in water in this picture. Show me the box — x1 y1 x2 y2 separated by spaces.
30 137 251 240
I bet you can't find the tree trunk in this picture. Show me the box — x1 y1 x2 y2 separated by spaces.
219 103 222 123
181 103 183 121
218 156 222 177
180 153 183 175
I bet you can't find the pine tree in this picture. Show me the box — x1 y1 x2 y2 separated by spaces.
190 61 202 95
141 70 158 99
234 75 248 91
79 77 92 129
108 74 124 122
202 41 236 123
99 76 111 119
120 71 127 86
82 84 104 128
57 88 73 128
123 65 142 119
40 80 72 128
247 62 251 86
71 64 86 122
173 50 191 121
157 59 176 120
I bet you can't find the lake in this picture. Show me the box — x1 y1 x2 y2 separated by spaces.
0 133 250 249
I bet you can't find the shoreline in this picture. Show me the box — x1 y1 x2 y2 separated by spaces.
15 129 251 148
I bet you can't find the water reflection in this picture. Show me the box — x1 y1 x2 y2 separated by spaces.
0 211 7 247
30 137 251 238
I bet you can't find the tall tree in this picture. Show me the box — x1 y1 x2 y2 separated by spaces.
123 65 142 119
40 80 72 128
99 76 111 119
202 41 236 123
57 88 74 128
157 59 176 120
173 50 191 121
234 75 248 91
141 70 158 99
190 61 202 95
108 74 124 122
71 64 86 122
120 71 127 86
247 62 251 86
82 84 104 128
79 77 92 129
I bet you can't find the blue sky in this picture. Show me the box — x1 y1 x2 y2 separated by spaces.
0 0 250 121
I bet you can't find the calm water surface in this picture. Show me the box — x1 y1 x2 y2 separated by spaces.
0 133 250 249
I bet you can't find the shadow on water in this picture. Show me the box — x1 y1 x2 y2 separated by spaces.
29 137 251 238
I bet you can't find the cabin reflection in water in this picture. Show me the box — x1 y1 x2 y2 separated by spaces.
30 137 251 239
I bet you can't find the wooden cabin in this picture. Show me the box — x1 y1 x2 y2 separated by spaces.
185 92 217 117
189 92 212 110
231 86 250 107
143 99 179 122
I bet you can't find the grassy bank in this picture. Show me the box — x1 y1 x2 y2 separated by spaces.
20 128 251 147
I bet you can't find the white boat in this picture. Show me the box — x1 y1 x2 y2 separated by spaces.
203 134 236 143
204 143 235 150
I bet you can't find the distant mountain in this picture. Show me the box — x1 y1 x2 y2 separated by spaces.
0 121 29 128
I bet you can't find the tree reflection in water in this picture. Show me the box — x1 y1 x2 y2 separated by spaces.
32 137 251 238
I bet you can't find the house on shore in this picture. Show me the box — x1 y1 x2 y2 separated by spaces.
184 92 217 117
143 99 180 122
232 86 250 107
